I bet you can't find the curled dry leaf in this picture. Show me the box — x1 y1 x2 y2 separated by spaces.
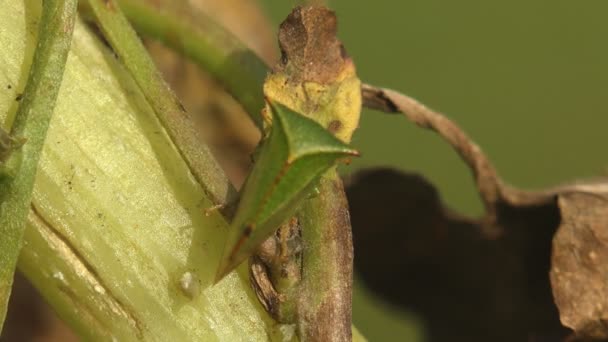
354 83 608 341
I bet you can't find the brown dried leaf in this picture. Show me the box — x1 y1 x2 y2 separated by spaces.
551 192 608 340
358 83 608 341
346 168 568 341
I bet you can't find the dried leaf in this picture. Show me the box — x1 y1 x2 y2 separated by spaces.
551 192 608 340
359 83 608 340
346 168 568 341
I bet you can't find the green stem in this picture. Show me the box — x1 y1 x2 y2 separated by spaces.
297 169 354 342
116 0 269 130
85 0 236 206
0 0 78 330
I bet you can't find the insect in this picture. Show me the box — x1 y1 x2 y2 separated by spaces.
215 100 358 282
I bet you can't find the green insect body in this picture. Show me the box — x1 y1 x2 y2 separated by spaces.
215 101 358 282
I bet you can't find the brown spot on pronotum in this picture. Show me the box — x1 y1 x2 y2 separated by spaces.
328 120 342 134
243 225 253 237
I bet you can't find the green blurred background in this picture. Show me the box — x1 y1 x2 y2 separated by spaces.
261 1 607 341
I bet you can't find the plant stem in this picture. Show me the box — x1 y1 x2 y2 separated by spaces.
85 0 236 206
0 0 78 330
361 84 503 217
115 0 269 129
297 169 354 342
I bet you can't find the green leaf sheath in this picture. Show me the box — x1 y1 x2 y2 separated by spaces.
216 102 358 281
0 0 78 331
115 0 269 129
3 6 284 338
85 0 236 206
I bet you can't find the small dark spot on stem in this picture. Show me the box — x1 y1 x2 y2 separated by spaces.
15 93 22 101
328 120 342 133
244 225 253 237
7 84 12 90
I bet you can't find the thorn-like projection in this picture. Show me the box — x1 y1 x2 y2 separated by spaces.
215 100 358 283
